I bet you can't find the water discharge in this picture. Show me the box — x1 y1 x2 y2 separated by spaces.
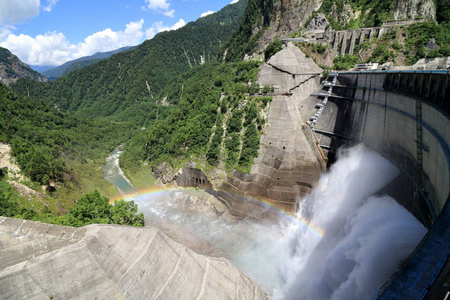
277 144 428 299
108 145 427 299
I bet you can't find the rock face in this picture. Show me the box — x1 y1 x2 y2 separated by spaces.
0 47 47 85
215 44 326 220
0 217 268 299
393 0 436 20
329 2 355 28
251 0 324 53
306 13 330 32
425 38 440 50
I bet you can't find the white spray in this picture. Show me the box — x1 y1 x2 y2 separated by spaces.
271 144 428 299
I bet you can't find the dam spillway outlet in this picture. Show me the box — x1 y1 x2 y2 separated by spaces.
280 145 427 300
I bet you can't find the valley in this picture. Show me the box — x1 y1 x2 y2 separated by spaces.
0 0 449 299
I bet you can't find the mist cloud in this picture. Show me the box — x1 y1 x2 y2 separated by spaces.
281 145 427 300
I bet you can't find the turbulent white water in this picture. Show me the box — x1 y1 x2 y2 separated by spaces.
128 145 427 299
264 144 428 299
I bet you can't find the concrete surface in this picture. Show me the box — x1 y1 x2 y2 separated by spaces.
0 217 268 300
214 43 326 219
309 70 450 299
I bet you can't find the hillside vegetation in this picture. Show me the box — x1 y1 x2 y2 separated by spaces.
121 60 272 176
12 0 248 123
0 83 144 226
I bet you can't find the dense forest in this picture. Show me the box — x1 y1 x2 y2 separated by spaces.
11 0 248 123
0 82 146 225
121 60 272 175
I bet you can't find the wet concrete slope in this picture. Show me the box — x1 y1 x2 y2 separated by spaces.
0 217 268 300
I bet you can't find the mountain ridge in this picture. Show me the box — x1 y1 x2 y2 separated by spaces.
41 46 135 80
0 47 47 85
11 0 249 121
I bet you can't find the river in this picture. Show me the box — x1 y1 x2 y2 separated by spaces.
103 147 137 196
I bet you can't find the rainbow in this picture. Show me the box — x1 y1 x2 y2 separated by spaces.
110 185 325 238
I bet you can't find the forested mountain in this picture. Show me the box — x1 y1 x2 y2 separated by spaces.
11 0 248 122
0 83 132 185
41 46 135 80
121 60 271 176
0 47 47 85
0 81 148 225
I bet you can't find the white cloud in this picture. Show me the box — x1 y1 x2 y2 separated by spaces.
230 0 239 4
142 0 175 17
0 20 145 66
0 26 14 40
0 0 40 25
44 0 60 12
200 11 215 18
145 0 170 10
145 19 186 39
162 9 175 17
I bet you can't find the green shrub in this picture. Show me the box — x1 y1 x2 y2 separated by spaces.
333 54 359 70
264 39 283 61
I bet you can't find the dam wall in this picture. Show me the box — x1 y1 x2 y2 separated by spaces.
314 71 450 225
310 70 450 299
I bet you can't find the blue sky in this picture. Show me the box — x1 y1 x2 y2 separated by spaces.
0 0 241 66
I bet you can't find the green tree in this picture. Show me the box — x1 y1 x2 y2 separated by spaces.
110 200 145 227
69 190 111 225
264 39 283 61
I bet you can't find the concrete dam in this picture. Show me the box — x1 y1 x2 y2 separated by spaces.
182 45 450 298
304 69 450 299
0 43 448 299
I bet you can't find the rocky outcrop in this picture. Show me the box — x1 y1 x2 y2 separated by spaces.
329 2 355 28
0 143 21 179
425 38 440 50
0 217 268 299
252 0 324 53
0 47 47 85
393 0 436 21
305 13 330 32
